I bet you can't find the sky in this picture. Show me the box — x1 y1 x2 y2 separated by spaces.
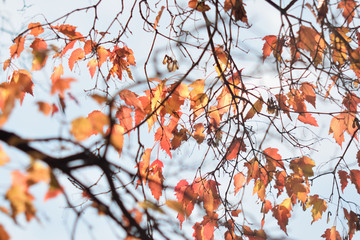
0 0 359 240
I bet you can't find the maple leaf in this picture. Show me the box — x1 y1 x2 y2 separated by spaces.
87 58 98 78
51 78 76 96
337 0 357 25
97 46 109 67
233 172 245 195
68 48 85 71
350 169 360 194
272 198 292 233
28 22 44 36
10 69 34 96
338 170 349 192
274 170 286 196
0 225 10 240
192 178 221 215
306 194 327 223
10 36 25 59
193 123 205 144
285 175 309 203
330 27 351 65
224 0 248 23
321 226 341 240
226 137 246 160
60 40 76 56
30 38 48 71
300 82 316 107
253 179 266 201
175 180 196 226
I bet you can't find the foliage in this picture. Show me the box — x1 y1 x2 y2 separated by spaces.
1 0 360 239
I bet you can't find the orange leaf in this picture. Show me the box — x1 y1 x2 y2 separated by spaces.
10 36 25 59
110 124 124 156
36 101 52 115
116 106 133 133
321 226 341 240
155 125 173 157
154 6 165 30
28 22 44 36
52 24 84 40
84 40 94 55
306 194 327 223
297 25 326 65
97 46 109 67
50 64 64 84
300 82 316 107
298 113 319 126
148 159 164 201
264 147 284 172
329 112 357 146
88 110 109 134
71 117 94 141
226 137 246 160
290 156 315 178
272 198 292 233
51 78 76 96
338 0 357 25
0 145 10 166
262 35 282 61
233 172 245 195
60 40 76 56
0 225 10 240
87 58 98 78
68 48 85 71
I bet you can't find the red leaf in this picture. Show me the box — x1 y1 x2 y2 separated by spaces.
116 106 133 133
148 159 164 201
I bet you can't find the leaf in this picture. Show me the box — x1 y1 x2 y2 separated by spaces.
188 0 210 12
244 97 263 121
224 0 248 23
71 117 94 141
10 36 25 59
272 198 292 234
344 208 358 240
155 125 173 157
165 200 185 215
52 24 84 40
297 25 326 66
44 172 63 201
226 137 246 160
68 48 85 71
10 69 34 95
338 170 349 192
298 113 319 126
0 225 10 240
97 46 109 67
262 35 283 61
87 58 98 78
264 147 284 172
88 110 109 134
51 78 76 96
30 38 48 71
28 22 44 36
300 82 316 107
321 226 341 240
51 64 64 84
290 156 315 178
329 112 357 146
193 123 205 144
110 124 124 156
233 172 245 195
338 0 357 24
306 194 327 223
148 159 164 201
116 106 133 133
0 145 10 166
60 40 76 56
350 169 360 194
154 6 165 29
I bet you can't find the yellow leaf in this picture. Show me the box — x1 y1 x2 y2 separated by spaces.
71 117 94 141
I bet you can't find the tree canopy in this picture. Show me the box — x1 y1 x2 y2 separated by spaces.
1 0 360 239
